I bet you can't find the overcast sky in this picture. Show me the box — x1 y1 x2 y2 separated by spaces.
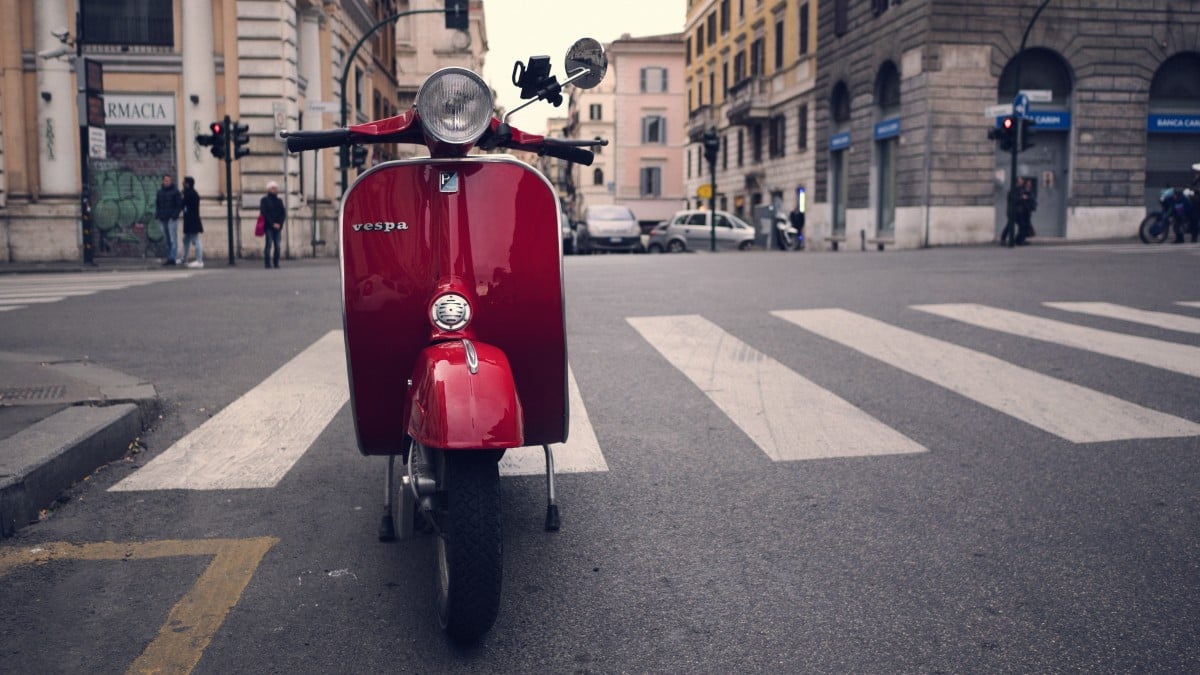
480 0 685 135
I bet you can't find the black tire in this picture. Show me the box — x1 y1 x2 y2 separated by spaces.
434 451 502 643
1139 213 1168 244
738 240 755 251
647 243 664 253
667 239 686 253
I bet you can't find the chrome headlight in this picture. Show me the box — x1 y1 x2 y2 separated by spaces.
416 68 494 146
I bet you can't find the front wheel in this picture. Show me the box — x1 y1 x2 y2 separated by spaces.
1139 213 1168 244
667 239 686 253
434 451 502 642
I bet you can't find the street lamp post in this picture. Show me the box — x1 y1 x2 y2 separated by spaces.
338 6 464 192
1002 0 1052 247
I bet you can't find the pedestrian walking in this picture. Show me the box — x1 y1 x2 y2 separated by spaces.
155 174 183 265
1015 177 1037 245
180 176 204 268
259 181 287 269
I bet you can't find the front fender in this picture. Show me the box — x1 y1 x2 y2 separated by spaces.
407 341 524 450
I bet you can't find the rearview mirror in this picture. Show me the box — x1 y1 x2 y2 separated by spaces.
564 38 606 90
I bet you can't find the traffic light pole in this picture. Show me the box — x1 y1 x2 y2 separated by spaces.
338 6 463 192
223 114 235 266
1003 0 1051 247
709 152 717 252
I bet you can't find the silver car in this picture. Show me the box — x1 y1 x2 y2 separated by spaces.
577 204 642 254
660 210 757 251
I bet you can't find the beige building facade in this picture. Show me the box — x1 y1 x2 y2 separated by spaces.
0 0 486 263
684 0 819 235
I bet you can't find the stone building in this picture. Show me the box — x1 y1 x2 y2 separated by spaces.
0 0 486 263
812 0 1200 249
565 71 616 220
682 0 819 227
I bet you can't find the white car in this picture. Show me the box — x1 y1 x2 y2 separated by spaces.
576 205 642 254
656 210 757 252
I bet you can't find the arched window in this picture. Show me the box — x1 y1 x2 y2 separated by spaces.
875 61 900 116
997 48 1073 105
1150 52 1200 108
593 168 604 186
831 80 851 125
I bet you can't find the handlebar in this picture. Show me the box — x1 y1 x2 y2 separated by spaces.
284 129 350 153
538 139 595 166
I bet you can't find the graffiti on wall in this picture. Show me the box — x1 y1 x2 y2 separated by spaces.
89 128 176 257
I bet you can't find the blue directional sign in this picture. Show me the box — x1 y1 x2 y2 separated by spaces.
829 132 851 151
1013 93 1030 119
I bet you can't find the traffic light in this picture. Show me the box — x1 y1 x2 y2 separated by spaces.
1020 117 1036 151
988 115 1016 152
351 145 368 169
702 129 719 165
444 0 468 30
232 121 251 159
200 121 227 159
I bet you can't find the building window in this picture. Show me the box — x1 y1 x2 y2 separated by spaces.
642 115 667 144
798 104 808 150
872 0 896 16
355 67 364 112
799 2 810 55
752 123 763 163
737 129 744 167
774 19 784 70
835 0 849 36
831 81 851 124
641 167 663 197
82 0 174 47
641 67 668 94
734 50 747 83
722 62 729 97
751 37 765 77
722 134 728 170
589 103 603 120
720 0 731 33
593 168 604 186
709 72 715 105
687 148 691 179
707 13 717 45
769 115 786 158
697 26 705 56
686 37 692 65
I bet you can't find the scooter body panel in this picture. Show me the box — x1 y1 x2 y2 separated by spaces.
340 156 568 455
407 340 524 449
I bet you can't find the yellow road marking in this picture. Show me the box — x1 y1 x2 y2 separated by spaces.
0 537 279 674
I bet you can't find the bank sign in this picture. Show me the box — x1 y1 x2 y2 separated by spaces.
104 94 176 127
1147 114 1200 133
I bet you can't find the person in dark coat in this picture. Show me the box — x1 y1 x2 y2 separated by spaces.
154 174 184 265
180 176 204 268
259 181 287 268
1014 177 1037 245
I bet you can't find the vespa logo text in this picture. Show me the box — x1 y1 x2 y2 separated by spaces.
439 171 459 193
352 221 409 233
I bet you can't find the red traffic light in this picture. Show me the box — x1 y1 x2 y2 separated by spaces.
1001 116 1015 130
210 122 223 135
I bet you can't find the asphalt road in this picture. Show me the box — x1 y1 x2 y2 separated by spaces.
2 242 1199 672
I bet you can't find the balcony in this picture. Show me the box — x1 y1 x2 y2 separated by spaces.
687 105 714 142
726 76 770 126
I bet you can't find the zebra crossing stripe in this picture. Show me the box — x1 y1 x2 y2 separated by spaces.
111 330 350 491
627 314 927 461
913 303 1200 379
773 308 1200 443
499 366 608 475
1044 302 1200 335
1178 302 1200 309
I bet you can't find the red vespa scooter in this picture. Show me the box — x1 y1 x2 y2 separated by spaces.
283 39 608 642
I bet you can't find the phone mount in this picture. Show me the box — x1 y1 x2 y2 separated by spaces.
512 56 563 107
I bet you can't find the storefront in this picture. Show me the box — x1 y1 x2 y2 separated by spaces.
89 94 178 258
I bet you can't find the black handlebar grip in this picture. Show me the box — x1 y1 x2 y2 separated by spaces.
285 129 350 153
540 141 595 166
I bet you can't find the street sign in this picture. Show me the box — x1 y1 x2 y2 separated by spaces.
273 102 287 133
985 103 1013 118
1013 93 1030 119
307 101 341 113
697 183 713 200
1020 89 1052 103
88 126 107 159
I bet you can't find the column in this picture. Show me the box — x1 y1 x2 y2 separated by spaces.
299 7 325 200
181 0 219 194
34 0 77 196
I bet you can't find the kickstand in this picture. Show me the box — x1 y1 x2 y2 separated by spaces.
378 454 396 541
543 444 560 531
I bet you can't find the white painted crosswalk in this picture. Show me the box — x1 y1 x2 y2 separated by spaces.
1042 242 1200 255
111 297 1200 492
0 271 196 312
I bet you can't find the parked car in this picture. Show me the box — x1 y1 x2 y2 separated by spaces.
577 204 642 254
658 210 757 251
646 221 687 253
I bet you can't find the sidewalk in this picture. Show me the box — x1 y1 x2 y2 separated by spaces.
0 350 158 538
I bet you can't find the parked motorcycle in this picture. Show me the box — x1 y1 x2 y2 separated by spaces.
283 38 608 642
1139 186 1197 244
